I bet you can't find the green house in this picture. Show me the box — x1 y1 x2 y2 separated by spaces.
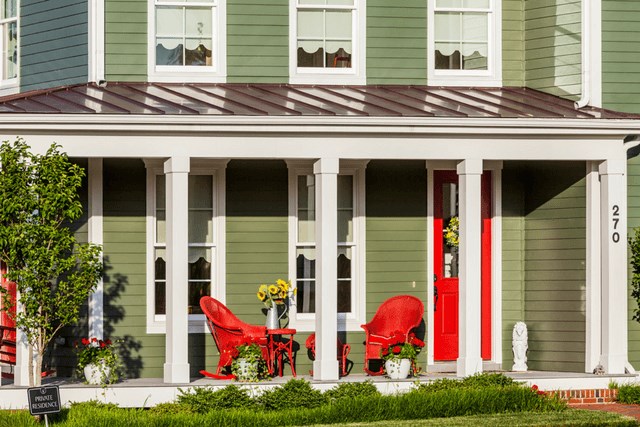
1 0 640 385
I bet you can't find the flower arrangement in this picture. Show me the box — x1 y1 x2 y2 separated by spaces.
230 339 269 382
444 216 459 248
75 337 121 385
257 279 291 309
380 331 425 376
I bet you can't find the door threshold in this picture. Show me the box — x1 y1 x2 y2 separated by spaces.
427 361 502 373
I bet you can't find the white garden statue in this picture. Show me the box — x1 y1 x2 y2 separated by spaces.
512 322 528 372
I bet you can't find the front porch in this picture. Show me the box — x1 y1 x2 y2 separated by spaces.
0 369 636 410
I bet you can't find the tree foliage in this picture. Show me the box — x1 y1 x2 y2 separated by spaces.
0 138 102 386
630 227 640 323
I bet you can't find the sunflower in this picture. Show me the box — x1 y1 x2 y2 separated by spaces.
279 290 287 299
259 284 268 293
268 285 279 295
257 291 266 301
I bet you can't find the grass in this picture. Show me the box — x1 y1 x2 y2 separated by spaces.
0 408 635 427
312 410 638 426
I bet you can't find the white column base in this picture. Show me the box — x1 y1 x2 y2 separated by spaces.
313 359 340 381
163 363 190 384
456 356 483 377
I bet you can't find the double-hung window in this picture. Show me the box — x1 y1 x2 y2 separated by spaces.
428 0 501 86
149 0 226 82
287 161 367 331
289 0 366 84
0 0 17 91
145 160 226 333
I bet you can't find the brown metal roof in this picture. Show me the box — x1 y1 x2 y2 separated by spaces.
0 83 636 119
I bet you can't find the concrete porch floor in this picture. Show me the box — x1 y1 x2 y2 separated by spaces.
0 369 638 410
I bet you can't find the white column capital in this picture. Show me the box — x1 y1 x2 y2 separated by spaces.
457 159 483 175
598 158 625 175
164 156 190 174
314 158 339 175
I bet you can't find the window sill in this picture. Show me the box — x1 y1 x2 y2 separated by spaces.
0 80 19 97
146 317 208 334
148 70 227 84
428 75 502 87
290 73 366 86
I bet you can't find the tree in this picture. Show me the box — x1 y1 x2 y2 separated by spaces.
0 138 102 386
631 227 640 323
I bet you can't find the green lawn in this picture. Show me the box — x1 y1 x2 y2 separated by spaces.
313 410 638 426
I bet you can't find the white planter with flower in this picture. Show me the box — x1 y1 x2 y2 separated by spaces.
381 333 425 379
76 337 120 386
231 342 268 382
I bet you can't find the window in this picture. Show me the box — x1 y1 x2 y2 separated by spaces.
0 0 17 91
145 160 227 333
287 161 367 331
289 0 366 84
428 0 501 86
148 0 226 82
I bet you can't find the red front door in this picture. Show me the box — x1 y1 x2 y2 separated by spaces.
433 171 492 361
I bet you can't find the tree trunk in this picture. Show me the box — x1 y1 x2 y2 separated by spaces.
33 350 43 387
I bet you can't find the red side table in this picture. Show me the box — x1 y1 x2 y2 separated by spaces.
267 328 296 377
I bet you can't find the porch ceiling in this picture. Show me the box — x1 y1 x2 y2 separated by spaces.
0 83 636 119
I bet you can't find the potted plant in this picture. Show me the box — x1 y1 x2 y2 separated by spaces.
257 279 292 329
76 337 120 385
381 332 425 379
230 341 268 382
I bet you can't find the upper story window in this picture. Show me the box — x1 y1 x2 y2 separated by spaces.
428 0 501 87
148 0 226 82
289 0 366 85
0 0 17 91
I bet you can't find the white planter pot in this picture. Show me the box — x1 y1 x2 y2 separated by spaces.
83 362 111 385
385 358 411 379
235 358 257 381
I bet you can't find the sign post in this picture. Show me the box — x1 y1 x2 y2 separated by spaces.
27 386 61 427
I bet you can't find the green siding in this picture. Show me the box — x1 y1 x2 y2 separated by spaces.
227 0 288 83
20 0 88 92
628 156 640 367
525 1 582 99
364 161 427 369
105 0 147 82
103 159 160 378
522 162 586 372
602 1 640 113
366 0 427 85
501 163 525 368
503 0 525 86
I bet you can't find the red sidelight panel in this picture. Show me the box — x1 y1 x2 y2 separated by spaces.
0 261 16 365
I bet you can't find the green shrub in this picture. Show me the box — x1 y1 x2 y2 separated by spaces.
176 385 256 413
258 378 327 411
618 384 640 404
148 402 193 415
415 373 516 393
324 381 380 402
461 373 516 388
69 400 120 411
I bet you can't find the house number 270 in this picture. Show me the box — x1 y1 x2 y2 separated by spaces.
612 205 620 243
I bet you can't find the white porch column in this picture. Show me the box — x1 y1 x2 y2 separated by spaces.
599 158 628 374
163 156 190 384
313 158 340 381
88 158 104 340
13 294 30 386
585 161 601 372
456 159 483 377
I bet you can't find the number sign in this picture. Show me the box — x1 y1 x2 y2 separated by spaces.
612 204 620 243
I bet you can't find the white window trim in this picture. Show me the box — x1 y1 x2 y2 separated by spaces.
288 0 366 85
286 159 367 332
144 158 228 334
427 0 502 87
0 1 19 95
147 0 227 83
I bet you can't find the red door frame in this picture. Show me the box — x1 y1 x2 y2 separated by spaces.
0 261 17 365
433 171 492 361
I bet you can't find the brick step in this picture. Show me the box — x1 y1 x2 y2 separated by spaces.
548 388 618 404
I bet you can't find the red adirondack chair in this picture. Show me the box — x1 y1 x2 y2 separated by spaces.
361 295 424 375
0 264 16 379
199 296 270 378
305 333 351 377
